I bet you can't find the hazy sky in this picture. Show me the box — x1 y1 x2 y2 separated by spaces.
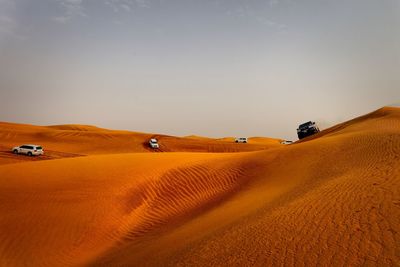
0 0 399 140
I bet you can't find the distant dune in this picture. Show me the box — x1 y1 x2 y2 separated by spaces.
0 107 399 266
0 122 281 165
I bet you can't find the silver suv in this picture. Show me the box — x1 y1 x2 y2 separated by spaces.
235 137 248 143
12 144 44 156
149 139 159 149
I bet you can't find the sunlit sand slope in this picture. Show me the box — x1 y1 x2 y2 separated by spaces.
0 107 399 267
84 108 400 267
0 152 262 266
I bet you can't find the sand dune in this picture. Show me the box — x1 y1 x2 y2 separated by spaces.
0 122 281 165
0 107 399 266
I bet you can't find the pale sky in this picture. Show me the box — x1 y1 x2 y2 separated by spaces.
0 0 399 140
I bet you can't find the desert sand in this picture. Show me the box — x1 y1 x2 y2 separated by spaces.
0 122 281 165
0 107 399 266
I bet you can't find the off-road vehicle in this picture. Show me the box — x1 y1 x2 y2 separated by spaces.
235 137 248 143
12 145 44 156
297 121 320 139
149 138 159 149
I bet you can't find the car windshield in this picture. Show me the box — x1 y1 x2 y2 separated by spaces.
299 122 313 128
36 147 42 150
150 139 157 143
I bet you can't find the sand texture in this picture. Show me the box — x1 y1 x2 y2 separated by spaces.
0 107 399 266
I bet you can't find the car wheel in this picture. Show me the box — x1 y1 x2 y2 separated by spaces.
27 152 32 156
13 149 18 154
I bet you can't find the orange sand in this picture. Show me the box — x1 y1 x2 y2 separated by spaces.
0 107 399 266
0 123 281 165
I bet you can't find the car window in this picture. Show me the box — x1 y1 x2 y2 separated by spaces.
20 145 28 149
27 146 33 149
36 147 42 150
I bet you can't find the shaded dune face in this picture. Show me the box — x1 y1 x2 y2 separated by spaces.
0 107 399 267
121 156 254 239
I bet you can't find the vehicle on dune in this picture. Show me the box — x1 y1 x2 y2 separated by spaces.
235 137 248 143
297 121 320 139
12 144 44 156
149 138 159 149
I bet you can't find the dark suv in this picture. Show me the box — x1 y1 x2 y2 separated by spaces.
297 121 320 139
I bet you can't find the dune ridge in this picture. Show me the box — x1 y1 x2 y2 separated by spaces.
0 152 263 267
121 156 252 238
0 107 399 266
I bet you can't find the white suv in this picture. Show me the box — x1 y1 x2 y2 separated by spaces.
235 137 248 143
149 139 159 149
12 144 44 156
281 140 293 145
